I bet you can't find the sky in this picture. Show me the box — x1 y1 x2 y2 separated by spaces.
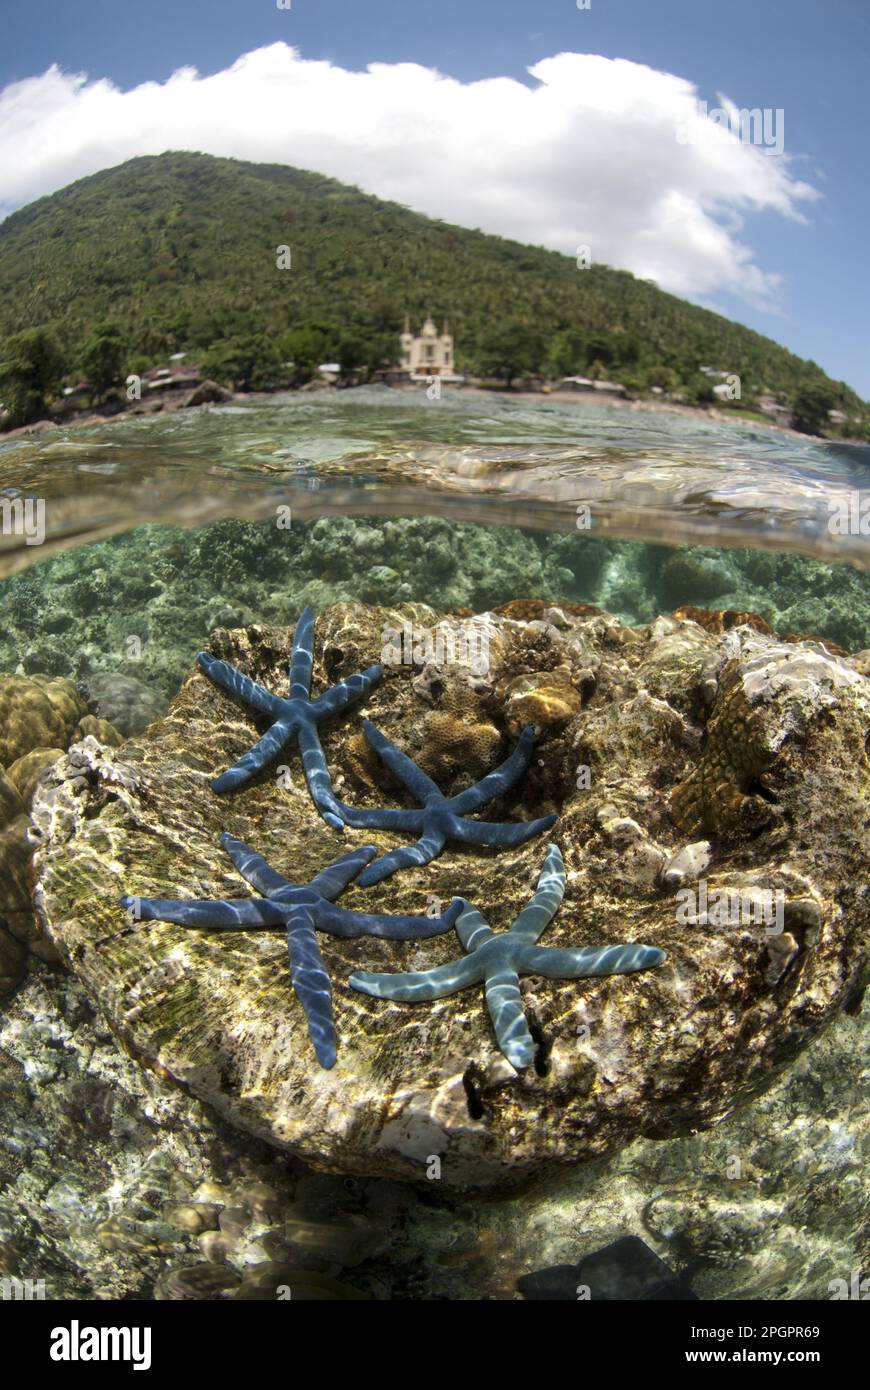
1 0 868 397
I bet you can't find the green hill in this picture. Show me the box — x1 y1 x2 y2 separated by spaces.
0 150 865 425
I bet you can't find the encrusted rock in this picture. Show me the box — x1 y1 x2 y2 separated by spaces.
6 748 66 806
32 603 870 1187
661 841 712 891
80 671 165 737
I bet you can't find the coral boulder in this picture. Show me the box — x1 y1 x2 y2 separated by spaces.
32 603 870 1186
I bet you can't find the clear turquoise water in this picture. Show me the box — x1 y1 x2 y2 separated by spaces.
1 388 869 702
1 386 868 1303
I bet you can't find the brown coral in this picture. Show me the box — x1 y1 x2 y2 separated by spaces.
501 670 582 735
419 681 502 784
0 674 88 768
6 748 66 806
673 606 773 636
670 659 773 837
76 715 124 747
493 599 604 622
0 674 120 994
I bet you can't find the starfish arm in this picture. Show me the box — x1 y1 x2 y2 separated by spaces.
286 907 337 1069
510 843 567 942
359 719 442 802
449 725 537 814
219 832 293 897
349 952 482 1002
210 716 296 793
305 845 379 901
354 827 447 887
520 942 667 979
484 964 534 1069
310 666 383 720
197 652 282 718
121 894 286 930
455 900 496 953
296 718 347 831
289 606 315 698
316 896 463 940
448 812 557 848
328 801 423 833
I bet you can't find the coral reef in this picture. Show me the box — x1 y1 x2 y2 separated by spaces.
31 601 870 1186
0 674 122 994
2 519 869 703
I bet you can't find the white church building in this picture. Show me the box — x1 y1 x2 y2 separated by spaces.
397 315 464 382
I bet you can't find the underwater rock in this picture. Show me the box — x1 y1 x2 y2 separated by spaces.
516 1234 697 1300
32 602 870 1186
6 747 67 806
183 380 233 408
81 671 166 737
0 959 865 1299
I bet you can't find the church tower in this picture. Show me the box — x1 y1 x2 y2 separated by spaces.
399 315 413 372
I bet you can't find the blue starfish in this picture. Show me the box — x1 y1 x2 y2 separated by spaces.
334 720 556 886
122 834 462 1070
197 606 381 830
349 843 666 1069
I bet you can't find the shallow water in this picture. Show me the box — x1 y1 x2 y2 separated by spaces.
2 386 870 569
2 389 869 699
0 387 867 1302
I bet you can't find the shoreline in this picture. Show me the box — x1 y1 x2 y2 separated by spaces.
2 380 863 447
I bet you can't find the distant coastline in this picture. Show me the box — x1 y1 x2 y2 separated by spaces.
2 379 856 446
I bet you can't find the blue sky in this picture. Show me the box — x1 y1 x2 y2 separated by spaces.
2 0 868 397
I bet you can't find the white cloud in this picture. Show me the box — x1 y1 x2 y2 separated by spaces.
0 44 819 309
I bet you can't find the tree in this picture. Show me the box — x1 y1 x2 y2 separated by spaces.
791 380 838 435
81 322 126 402
201 334 284 391
545 330 585 378
685 374 716 405
336 334 364 373
275 322 340 382
646 365 680 393
476 321 545 388
0 327 64 428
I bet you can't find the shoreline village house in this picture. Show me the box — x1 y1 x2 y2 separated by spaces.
395 315 465 383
